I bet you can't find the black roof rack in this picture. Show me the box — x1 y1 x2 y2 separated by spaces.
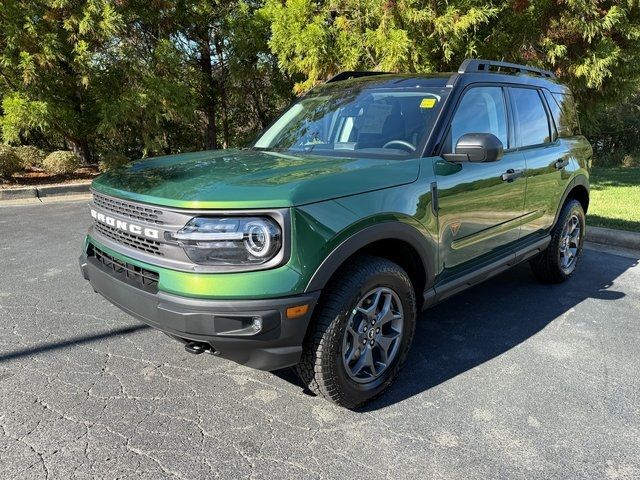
458 58 555 78
326 71 392 83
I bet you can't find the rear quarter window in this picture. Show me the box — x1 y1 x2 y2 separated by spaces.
544 91 581 137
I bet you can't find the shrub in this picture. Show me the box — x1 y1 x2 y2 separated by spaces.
593 152 619 168
0 145 22 179
595 151 640 168
42 150 81 175
622 154 639 168
98 152 129 172
14 145 47 169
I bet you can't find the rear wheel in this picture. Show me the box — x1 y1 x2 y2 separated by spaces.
296 255 416 408
530 199 585 283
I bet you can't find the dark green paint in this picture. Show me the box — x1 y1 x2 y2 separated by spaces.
86 137 590 300
85 73 592 303
91 149 420 209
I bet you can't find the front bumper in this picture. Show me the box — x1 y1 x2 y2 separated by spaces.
79 250 319 371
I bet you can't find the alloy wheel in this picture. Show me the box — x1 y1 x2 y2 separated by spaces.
342 287 404 384
559 213 582 273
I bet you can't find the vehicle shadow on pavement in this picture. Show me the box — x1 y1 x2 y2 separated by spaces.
360 249 637 411
0 324 150 363
275 248 638 411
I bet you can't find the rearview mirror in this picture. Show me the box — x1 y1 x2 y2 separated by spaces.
442 133 504 163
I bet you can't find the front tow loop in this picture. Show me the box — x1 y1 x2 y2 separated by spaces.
184 341 215 355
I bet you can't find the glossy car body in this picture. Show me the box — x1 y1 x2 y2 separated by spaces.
80 63 591 371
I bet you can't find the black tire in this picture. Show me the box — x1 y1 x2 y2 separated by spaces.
530 199 585 283
295 255 416 409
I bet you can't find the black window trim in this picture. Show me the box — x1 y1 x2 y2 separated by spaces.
541 88 560 141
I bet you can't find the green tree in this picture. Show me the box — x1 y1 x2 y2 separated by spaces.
172 0 295 149
484 0 640 134
0 0 125 162
262 0 502 92
262 0 640 134
224 1 298 144
0 0 200 162
95 5 200 157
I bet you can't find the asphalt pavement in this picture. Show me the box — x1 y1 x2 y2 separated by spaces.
0 199 638 479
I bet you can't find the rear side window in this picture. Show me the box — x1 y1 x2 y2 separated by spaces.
510 87 551 147
445 86 508 152
546 92 580 137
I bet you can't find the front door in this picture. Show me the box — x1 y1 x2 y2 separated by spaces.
435 85 527 279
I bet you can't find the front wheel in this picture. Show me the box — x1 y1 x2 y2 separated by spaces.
530 199 586 283
296 255 416 408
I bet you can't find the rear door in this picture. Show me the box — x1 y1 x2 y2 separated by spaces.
508 86 571 237
435 85 527 279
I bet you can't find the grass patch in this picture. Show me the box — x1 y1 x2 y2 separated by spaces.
588 167 640 232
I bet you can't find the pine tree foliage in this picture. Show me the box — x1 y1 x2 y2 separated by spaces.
0 0 292 161
0 0 638 164
263 0 640 135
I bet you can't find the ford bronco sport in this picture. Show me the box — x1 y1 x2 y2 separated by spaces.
80 59 591 408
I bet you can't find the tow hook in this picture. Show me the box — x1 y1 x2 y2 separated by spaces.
184 341 215 355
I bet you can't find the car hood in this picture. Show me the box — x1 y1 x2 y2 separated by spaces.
91 149 420 209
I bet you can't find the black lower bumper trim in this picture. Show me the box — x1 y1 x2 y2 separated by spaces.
80 253 319 371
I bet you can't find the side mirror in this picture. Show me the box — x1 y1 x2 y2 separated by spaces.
442 133 504 163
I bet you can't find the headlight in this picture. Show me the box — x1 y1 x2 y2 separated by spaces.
168 217 282 266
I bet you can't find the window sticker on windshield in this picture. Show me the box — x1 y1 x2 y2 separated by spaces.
420 98 437 109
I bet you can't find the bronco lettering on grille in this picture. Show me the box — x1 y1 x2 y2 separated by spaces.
91 209 159 239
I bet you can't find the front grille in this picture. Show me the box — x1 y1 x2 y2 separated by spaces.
94 222 163 256
93 193 164 225
89 245 159 293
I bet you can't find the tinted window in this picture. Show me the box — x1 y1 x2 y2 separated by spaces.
446 87 508 152
552 93 580 137
253 86 447 158
542 90 561 140
511 88 550 147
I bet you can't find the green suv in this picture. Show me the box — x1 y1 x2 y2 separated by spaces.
80 59 591 408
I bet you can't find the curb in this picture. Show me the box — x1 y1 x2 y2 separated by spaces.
586 226 640 251
0 181 91 201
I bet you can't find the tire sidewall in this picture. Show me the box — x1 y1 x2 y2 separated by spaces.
327 268 416 406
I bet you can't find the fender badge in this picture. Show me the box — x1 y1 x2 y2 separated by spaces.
450 222 461 236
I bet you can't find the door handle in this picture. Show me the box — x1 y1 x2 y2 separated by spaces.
555 158 569 170
501 169 524 182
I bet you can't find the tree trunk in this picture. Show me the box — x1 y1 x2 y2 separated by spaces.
162 129 171 155
250 59 270 129
199 30 218 150
252 87 269 129
66 137 91 165
215 37 230 149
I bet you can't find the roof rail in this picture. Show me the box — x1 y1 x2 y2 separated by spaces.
458 59 556 78
326 71 392 83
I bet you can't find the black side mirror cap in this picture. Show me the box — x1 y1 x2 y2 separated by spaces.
442 133 504 163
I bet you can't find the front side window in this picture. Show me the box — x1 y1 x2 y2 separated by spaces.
511 87 551 147
253 84 448 158
445 86 508 152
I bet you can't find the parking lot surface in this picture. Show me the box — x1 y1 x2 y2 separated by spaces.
1 199 639 479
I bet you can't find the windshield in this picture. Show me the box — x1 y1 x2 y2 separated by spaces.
253 85 448 158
